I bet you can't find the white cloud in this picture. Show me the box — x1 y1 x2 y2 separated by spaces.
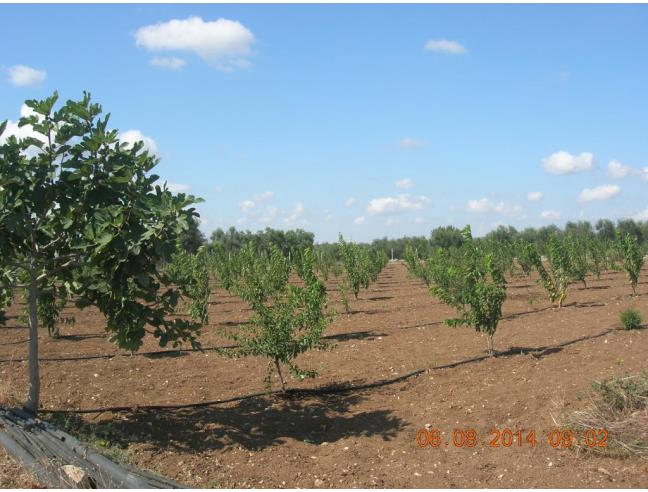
252 190 274 202
540 210 561 220
324 209 333 222
6 65 47 87
135 16 255 72
166 182 190 193
526 191 543 202
239 200 256 212
395 178 413 190
578 184 620 203
149 56 186 70
641 168 648 182
353 216 366 225
608 159 630 179
607 159 648 181
0 104 50 156
118 129 158 155
467 198 523 216
414 217 425 224
399 137 426 149
259 205 278 224
345 197 357 207
1 105 41 141
214 185 223 193
284 203 305 224
367 194 428 215
424 39 467 55
541 151 593 175
467 198 492 213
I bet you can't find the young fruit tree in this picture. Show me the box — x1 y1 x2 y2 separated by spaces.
616 231 645 296
165 247 211 325
532 235 571 308
0 92 203 414
338 235 367 301
428 226 507 356
565 234 590 288
220 246 332 392
336 236 386 311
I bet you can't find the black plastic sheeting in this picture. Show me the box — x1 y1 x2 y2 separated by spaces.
0 406 185 488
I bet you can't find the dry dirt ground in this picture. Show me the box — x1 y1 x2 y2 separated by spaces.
1 262 648 488
0 448 41 488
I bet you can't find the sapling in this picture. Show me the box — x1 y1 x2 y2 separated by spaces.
428 226 507 356
221 247 332 392
566 235 589 288
337 238 380 294
515 239 537 277
533 235 571 308
165 247 211 324
404 245 433 286
616 231 645 296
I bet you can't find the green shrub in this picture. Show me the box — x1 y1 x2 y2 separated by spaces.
620 308 643 330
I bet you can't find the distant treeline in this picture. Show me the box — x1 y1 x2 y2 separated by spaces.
180 218 648 259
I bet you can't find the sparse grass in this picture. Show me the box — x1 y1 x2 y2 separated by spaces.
0 448 41 488
42 413 131 464
0 359 23 408
620 308 643 330
560 372 648 458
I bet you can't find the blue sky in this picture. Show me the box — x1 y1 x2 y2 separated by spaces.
1 3 648 242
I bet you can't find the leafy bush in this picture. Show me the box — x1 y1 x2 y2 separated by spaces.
619 308 643 330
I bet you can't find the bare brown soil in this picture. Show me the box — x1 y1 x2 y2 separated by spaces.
1 262 648 488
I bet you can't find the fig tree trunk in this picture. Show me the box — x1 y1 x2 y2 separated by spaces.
25 266 40 414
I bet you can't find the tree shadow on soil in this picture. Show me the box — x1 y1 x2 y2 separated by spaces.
572 301 606 308
503 305 555 320
367 296 393 302
346 309 387 316
323 330 388 342
103 392 407 453
503 328 613 359
57 333 105 342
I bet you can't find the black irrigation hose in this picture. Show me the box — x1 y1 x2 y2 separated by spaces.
37 326 618 415
0 344 235 364
40 368 429 415
0 328 395 364
0 338 30 347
